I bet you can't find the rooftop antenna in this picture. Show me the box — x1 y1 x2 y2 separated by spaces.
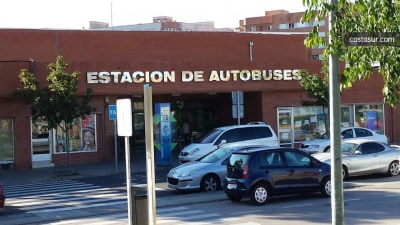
110 1 113 30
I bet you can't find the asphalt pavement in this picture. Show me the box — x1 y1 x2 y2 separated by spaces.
0 149 178 186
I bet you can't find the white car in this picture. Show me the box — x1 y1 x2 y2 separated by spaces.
299 127 388 154
178 123 278 164
313 139 400 179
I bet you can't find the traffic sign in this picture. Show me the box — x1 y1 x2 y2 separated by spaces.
109 105 117 120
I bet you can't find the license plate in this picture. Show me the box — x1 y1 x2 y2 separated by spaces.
227 183 237 189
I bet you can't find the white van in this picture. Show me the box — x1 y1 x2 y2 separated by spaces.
178 122 278 164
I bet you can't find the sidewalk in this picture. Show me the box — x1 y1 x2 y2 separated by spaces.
0 150 180 186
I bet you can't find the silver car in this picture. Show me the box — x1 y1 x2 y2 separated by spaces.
167 144 263 192
313 139 400 179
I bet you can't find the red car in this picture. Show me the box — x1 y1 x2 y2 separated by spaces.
0 185 5 208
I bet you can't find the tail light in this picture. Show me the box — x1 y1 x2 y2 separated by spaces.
243 164 249 179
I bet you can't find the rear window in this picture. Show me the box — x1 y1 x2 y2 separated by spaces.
228 154 250 168
255 127 273 138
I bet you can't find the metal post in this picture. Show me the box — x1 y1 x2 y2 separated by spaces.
124 136 133 225
144 84 156 225
329 0 344 224
237 91 240 125
114 120 118 172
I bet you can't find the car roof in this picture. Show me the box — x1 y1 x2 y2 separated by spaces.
214 123 272 131
341 139 383 144
232 146 297 154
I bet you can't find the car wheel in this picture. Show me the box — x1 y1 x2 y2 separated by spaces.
200 174 219 192
342 166 349 180
387 161 400 176
321 177 331 197
227 194 242 202
250 183 269 205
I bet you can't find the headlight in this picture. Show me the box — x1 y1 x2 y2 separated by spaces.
189 148 200 155
181 170 197 177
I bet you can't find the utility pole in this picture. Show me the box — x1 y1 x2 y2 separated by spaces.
328 0 344 224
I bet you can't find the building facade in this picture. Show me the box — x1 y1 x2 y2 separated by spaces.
239 10 327 60
0 29 398 170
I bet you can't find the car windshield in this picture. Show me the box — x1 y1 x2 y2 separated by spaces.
196 129 224 143
199 147 234 163
316 132 330 139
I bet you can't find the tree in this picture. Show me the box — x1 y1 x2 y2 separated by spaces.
298 61 330 133
301 1 400 224
12 55 94 167
302 0 400 107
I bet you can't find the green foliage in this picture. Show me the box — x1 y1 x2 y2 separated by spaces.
299 69 329 106
302 0 400 107
12 55 94 130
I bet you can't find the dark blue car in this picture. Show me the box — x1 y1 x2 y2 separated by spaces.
223 147 331 205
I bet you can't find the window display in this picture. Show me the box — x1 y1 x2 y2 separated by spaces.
55 114 97 153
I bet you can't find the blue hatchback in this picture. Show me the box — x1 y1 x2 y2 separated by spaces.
223 147 331 205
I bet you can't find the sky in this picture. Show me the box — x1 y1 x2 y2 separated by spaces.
0 0 307 29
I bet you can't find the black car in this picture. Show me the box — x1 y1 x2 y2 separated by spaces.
223 147 331 205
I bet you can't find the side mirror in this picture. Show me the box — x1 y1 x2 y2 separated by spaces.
354 150 362 155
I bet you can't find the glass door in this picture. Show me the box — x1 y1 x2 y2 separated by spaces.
31 117 51 162
277 108 293 147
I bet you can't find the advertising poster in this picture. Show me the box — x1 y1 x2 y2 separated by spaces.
366 111 377 131
81 115 97 151
155 103 172 166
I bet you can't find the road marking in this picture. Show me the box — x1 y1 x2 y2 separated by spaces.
30 200 126 213
344 198 361 202
281 203 313 208
158 213 220 224
230 210 264 215
45 213 127 225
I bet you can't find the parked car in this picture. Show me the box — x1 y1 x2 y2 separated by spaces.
178 122 278 164
313 139 400 179
0 185 5 208
168 144 264 192
223 147 331 205
299 127 388 154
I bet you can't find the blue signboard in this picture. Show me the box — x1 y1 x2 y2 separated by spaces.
109 105 117 120
154 103 172 166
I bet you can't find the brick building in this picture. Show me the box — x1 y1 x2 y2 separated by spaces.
0 29 396 170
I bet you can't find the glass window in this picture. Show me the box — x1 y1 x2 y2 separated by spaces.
255 127 273 138
354 104 384 134
238 127 255 141
198 129 223 144
284 151 311 167
267 152 283 166
356 143 376 155
354 128 372 137
341 129 354 139
0 118 14 162
293 106 328 142
217 129 238 144
55 114 97 153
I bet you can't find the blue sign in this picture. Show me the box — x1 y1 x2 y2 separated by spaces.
109 105 117 120
154 103 172 166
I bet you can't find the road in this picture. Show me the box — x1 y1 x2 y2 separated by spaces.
1 172 400 224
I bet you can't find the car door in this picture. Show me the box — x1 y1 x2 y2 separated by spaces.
281 150 321 193
257 151 291 194
345 142 381 175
